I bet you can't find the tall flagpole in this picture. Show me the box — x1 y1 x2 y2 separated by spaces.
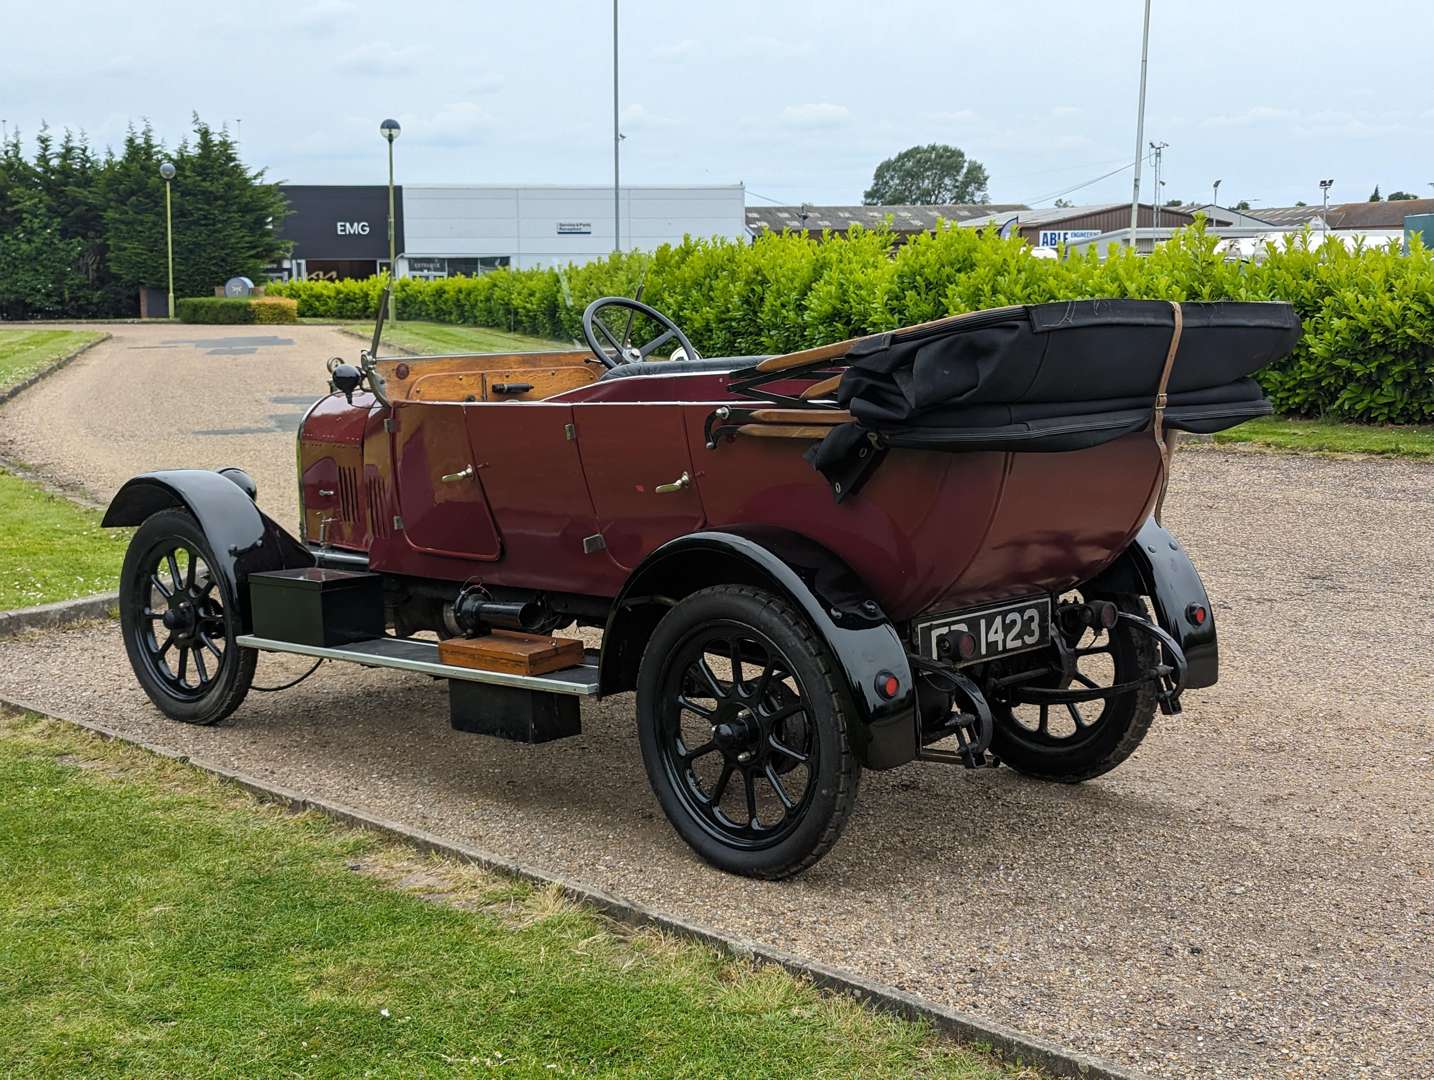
1128 0 1152 249
613 0 621 253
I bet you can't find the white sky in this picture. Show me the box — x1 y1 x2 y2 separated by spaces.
4 0 1430 210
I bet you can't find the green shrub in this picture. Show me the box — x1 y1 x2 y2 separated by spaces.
176 297 251 324
267 223 1434 423
248 296 299 324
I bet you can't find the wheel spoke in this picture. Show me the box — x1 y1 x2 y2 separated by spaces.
193 646 209 683
695 658 726 700
156 633 175 657
763 701 806 724
1066 702 1086 729
677 695 715 719
166 552 183 593
1037 703 1049 734
199 633 223 661
150 573 172 599
1076 645 1112 658
177 646 189 683
768 733 808 763
1072 672 1100 689
144 607 164 621
728 636 748 695
184 550 196 590
682 740 718 763
743 769 759 826
764 763 795 812
709 763 734 805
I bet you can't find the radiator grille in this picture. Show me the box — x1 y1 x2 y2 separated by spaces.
337 465 360 522
366 475 390 539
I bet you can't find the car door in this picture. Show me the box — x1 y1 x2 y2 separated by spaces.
391 401 502 561
572 404 705 571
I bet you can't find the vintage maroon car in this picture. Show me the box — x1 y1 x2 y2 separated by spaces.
104 295 1299 877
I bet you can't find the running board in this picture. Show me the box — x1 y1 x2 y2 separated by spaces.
235 634 601 696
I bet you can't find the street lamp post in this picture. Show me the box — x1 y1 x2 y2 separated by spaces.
159 161 176 319
381 119 401 323
1319 178 1334 233
1212 178 1221 212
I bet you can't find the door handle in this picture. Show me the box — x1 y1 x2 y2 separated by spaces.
441 464 475 483
654 471 691 494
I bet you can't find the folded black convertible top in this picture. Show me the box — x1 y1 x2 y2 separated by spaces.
805 299 1301 498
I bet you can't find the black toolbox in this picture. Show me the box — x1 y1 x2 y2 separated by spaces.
247 569 385 646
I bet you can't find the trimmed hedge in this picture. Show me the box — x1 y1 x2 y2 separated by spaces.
176 295 299 325
267 223 1434 423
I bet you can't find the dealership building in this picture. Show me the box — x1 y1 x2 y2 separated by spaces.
274 183 746 280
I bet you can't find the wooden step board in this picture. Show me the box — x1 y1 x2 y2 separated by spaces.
437 630 586 676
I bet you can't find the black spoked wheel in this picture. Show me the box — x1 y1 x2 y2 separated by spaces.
119 509 255 725
988 593 1158 783
637 586 859 879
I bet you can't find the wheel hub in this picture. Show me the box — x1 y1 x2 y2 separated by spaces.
712 704 762 762
162 599 198 639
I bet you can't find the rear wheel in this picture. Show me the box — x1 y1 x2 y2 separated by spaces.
988 593 1158 782
119 509 256 725
636 585 859 879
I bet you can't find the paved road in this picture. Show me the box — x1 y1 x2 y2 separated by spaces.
0 322 357 524
2 324 1432 1079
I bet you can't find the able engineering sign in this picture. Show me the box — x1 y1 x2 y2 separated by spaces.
1038 229 1101 247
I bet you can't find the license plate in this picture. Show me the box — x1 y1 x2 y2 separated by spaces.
915 597 1052 664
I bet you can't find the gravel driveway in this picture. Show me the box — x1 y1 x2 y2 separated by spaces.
2 325 1432 1079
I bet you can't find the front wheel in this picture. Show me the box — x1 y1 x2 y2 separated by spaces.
636 585 860 879
119 508 256 725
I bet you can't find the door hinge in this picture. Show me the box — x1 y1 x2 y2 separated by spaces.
392 515 404 531
384 418 396 433
564 423 576 441
582 533 606 554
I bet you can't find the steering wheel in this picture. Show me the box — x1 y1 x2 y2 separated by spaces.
582 297 700 370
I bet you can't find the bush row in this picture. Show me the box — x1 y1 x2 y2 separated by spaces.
177 296 299 325
266 224 1434 423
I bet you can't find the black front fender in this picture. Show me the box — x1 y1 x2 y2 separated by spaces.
1089 517 1218 688
103 469 314 630
602 527 918 770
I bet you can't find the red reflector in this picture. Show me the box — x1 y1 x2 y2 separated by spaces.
875 672 900 699
955 632 978 660
1187 603 1208 626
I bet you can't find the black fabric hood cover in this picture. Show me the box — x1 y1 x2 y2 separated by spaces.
805 300 1301 499
834 300 1301 427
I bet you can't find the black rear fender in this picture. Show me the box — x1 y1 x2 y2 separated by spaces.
102 469 314 631
602 527 918 770
1087 517 1218 688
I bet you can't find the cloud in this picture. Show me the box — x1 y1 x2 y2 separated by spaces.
412 102 493 144
621 103 679 130
928 109 979 125
1050 105 1081 117
333 43 424 76
1199 105 1295 128
780 103 850 129
280 0 355 33
654 39 698 61
736 36 813 61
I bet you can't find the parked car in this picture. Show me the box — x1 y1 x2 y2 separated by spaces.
104 294 1299 878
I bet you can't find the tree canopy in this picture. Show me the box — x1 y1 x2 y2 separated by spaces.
0 116 288 318
862 144 989 206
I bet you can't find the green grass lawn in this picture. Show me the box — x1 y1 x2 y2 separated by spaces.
0 470 127 609
0 713 1034 1080
1211 416 1434 458
0 329 105 393
328 319 567 355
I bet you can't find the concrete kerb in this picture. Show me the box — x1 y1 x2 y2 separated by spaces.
0 595 118 637
0 690 1154 1080
0 332 111 407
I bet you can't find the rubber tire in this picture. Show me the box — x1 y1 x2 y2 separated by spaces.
636 585 860 879
989 594 1158 783
119 508 256 726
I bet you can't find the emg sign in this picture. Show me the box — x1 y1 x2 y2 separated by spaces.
337 221 371 236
